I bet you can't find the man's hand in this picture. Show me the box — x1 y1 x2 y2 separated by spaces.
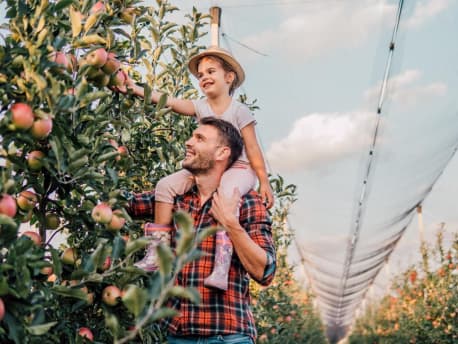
210 187 241 230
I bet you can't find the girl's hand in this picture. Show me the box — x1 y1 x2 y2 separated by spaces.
110 72 134 94
259 182 274 209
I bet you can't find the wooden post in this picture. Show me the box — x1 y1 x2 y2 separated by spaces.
210 6 221 47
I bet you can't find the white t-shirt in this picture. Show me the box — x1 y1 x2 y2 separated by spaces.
192 98 256 163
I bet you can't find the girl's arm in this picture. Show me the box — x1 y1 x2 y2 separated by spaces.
240 123 274 209
116 77 196 116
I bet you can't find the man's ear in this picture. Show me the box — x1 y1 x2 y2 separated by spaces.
216 146 231 162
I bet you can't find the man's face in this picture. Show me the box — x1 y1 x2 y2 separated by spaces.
182 125 225 174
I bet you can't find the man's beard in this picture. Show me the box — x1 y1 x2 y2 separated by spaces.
182 154 215 175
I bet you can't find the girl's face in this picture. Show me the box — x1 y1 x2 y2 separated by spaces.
196 57 235 97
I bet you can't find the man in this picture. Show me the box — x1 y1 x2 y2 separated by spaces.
128 117 276 343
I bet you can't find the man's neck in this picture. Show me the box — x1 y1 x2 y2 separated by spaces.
193 172 221 205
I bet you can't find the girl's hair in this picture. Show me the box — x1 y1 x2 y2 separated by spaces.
196 55 239 96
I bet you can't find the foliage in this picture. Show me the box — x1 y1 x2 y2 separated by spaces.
0 0 211 342
251 175 328 344
349 230 458 344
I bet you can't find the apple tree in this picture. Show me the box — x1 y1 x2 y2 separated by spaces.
0 0 212 342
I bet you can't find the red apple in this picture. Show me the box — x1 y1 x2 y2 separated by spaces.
11 103 35 130
91 203 112 224
101 256 111 271
45 213 60 229
40 266 53 275
90 1 105 14
17 190 37 211
78 56 90 71
106 209 125 231
85 48 108 68
0 193 17 218
78 327 94 342
27 150 45 170
0 298 5 321
50 51 72 72
101 53 121 75
31 118 53 139
65 88 76 95
22 231 42 246
61 247 77 265
102 285 121 306
115 145 129 161
108 139 118 149
117 146 128 156
47 273 57 283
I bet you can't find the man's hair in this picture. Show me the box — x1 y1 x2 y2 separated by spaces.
200 117 243 169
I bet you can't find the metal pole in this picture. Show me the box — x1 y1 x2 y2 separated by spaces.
210 6 221 47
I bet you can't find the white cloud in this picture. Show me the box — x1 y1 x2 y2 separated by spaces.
364 69 447 107
404 0 452 28
243 0 395 61
266 111 374 172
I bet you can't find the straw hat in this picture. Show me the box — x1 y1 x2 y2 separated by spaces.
188 46 245 89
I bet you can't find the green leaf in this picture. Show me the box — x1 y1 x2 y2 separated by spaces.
125 237 150 256
166 286 200 304
174 211 193 235
83 244 104 273
150 307 179 322
26 322 58 335
111 236 125 261
121 284 147 317
50 248 62 277
54 0 73 12
156 93 168 110
84 273 104 283
51 285 88 301
196 226 218 244
95 151 119 164
0 214 17 227
105 313 120 339
49 138 64 172
79 91 109 107
157 243 174 276
67 155 88 172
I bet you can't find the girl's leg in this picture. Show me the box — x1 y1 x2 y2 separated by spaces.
204 164 256 290
154 169 194 225
135 170 194 271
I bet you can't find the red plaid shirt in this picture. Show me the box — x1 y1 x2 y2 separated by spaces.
127 186 276 340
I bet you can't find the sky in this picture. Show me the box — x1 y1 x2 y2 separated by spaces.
2 0 458 331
